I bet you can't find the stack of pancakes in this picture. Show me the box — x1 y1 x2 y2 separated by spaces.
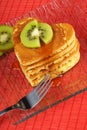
13 17 80 87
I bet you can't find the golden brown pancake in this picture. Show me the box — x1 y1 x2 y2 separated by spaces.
13 17 80 87
20 40 80 86
13 18 75 66
23 50 80 87
21 38 77 73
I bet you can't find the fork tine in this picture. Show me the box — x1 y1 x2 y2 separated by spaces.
32 80 53 108
37 78 52 96
29 81 53 108
36 75 50 94
38 81 53 100
35 74 50 91
37 77 51 94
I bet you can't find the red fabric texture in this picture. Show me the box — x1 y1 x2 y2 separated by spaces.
0 0 87 130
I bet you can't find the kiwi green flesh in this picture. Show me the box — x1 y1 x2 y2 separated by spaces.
20 20 41 48
0 41 13 51
0 25 13 51
38 23 53 44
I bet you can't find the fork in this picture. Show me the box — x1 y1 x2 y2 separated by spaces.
0 75 52 116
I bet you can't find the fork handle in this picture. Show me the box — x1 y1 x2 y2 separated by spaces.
0 102 22 116
0 106 14 116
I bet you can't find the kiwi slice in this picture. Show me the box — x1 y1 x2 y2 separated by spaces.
20 20 41 48
0 25 13 51
38 22 53 44
20 20 53 48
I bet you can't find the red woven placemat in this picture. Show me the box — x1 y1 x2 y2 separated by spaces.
0 0 87 130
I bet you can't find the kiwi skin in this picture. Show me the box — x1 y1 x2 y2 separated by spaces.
0 25 14 52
